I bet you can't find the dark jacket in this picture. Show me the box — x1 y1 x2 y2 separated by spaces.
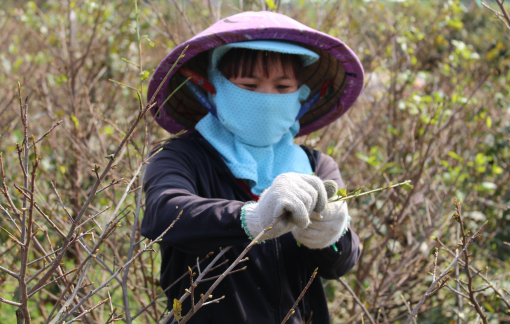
141 132 360 324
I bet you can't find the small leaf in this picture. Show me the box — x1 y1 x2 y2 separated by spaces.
493 164 503 175
140 70 150 81
483 301 495 313
486 116 492 128
71 114 79 129
447 151 463 162
296 240 302 247
354 189 361 197
337 188 347 197
265 0 277 10
173 299 182 321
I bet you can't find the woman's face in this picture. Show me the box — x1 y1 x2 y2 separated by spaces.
228 56 299 95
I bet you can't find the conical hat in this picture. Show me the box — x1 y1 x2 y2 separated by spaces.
147 11 364 137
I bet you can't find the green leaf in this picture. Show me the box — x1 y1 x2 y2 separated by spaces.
403 183 414 190
493 164 503 175
102 125 114 136
475 153 485 165
173 299 182 321
140 70 150 81
486 116 492 128
447 18 463 29
482 301 495 313
337 188 347 197
265 0 277 10
447 151 463 162
71 114 79 129
387 124 398 135
355 152 370 162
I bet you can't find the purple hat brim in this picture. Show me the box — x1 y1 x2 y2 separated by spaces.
148 11 364 137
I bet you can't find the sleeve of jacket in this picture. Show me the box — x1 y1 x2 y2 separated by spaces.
141 139 250 255
302 152 361 279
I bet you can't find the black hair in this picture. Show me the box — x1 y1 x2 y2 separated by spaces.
216 48 302 82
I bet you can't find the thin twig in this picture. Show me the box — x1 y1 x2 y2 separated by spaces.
174 214 286 324
405 221 487 324
0 265 20 279
0 296 23 307
28 268 78 298
0 203 21 234
64 298 109 324
401 294 417 324
281 268 318 324
339 278 377 324
131 252 215 320
28 120 63 148
56 213 182 324
331 180 412 202
455 201 488 324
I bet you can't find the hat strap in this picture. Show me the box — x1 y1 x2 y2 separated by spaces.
295 80 334 120
179 75 218 118
178 68 333 121
179 67 216 95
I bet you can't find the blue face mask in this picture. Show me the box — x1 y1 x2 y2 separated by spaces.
196 68 313 195
211 73 311 146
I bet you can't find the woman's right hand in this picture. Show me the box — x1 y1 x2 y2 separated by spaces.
240 173 328 240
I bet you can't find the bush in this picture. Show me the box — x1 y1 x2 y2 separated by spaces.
0 0 508 323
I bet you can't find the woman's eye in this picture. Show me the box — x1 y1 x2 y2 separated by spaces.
243 84 257 89
276 85 290 90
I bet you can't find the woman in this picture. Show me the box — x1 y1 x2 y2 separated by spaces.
142 11 364 323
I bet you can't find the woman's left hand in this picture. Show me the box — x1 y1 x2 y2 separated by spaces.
291 200 351 250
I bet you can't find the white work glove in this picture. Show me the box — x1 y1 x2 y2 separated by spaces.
240 173 328 241
291 200 351 250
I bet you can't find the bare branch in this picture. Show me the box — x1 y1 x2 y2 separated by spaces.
339 278 377 324
281 268 318 324
0 296 23 307
405 221 487 324
0 265 20 279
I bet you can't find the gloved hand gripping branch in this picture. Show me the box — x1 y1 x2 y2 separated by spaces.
240 174 351 249
240 173 328 241
292 179 351 250
291 200 350 250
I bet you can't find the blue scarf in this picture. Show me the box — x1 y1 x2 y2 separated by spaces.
195 69 313 195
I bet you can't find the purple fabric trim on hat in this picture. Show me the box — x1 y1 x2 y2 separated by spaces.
147 11 365 137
